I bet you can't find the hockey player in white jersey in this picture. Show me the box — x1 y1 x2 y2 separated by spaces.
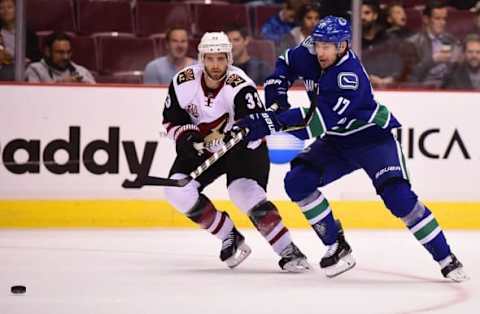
162 32 310 272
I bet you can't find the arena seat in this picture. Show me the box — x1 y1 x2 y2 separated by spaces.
76 0 134 35
96 71 144 84
71 36 99 73
252 5 281 36
150 34 167 57
95 33 155 74
27 0 75 32
381 0 425 8
135 2 191 36
447 8 476 40
405 8 423 32
192 3 251 36
247 38 277 69
188 38 200 59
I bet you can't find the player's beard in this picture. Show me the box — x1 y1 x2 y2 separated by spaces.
205 67 227 82
467 61 480 72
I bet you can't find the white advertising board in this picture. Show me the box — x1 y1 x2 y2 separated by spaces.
0 85 478 201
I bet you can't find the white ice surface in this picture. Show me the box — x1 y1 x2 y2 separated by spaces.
1 229 478 314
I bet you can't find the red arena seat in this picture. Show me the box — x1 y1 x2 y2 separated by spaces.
95 34 155 74
71 35 99 73
192 3 251 36
27 0 75 32
135 2 191 36
247 38 277 69
76 0 134 35
252 5 281 36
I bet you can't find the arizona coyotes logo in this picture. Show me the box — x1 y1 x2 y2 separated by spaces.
226 74 246 87
177 68 195 85
186 104 199 118
198 113 229 144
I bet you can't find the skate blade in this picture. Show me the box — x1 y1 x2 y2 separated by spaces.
323 254 356 278
447 268 470 282
225 243 252 269
282 258 312 273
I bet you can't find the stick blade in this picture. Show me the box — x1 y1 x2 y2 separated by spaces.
122 176 192 188
121 179 144 189
144 176 191 187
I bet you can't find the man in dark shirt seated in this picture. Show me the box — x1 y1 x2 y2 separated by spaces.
385 2 414 39
443 34 480 90
407 0 462 88
361 0 405 88
226 26 272 86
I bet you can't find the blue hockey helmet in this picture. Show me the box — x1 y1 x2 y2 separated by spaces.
312 16 352 45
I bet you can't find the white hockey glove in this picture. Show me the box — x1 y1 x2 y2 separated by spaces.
203 130 226 153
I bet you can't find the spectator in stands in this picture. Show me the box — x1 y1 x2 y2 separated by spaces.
277 3 320 55
0 0 40 81
362 0 388 50
407 0 462 88
260 0 297 44
143 27 195 84
25 32 95 83
385 2 414 39
317 0 351 19
361 0 406 88
468 7 480 34
443 34 480 89
226 26 272 86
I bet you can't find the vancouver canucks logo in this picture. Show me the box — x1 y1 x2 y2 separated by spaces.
337 72 359 90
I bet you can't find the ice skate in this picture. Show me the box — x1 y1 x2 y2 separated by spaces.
220 228 251 269
279 243 311 273
441 254 469 282
319 221 356 278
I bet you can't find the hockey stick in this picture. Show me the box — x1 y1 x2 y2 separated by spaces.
122 94 318 189
279 91 317 131
122 128 248 188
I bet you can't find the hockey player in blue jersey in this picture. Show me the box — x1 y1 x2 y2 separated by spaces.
235 16 468 281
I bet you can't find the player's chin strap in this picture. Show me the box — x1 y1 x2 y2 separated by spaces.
122 94 317 189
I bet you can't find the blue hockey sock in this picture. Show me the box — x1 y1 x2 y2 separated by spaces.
298 190 338 246
405 204 451 262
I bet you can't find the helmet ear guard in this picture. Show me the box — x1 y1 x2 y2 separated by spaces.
197 32 233 65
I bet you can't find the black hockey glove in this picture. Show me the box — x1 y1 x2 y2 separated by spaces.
264 76 290 112
176 130 205 159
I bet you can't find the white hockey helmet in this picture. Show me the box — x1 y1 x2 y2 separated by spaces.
197 32 233 65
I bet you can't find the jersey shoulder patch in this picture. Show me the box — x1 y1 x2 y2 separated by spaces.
337 72 359 90
226 73 246 87
176 68 195 85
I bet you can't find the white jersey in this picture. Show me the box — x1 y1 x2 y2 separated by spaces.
163 63 264 141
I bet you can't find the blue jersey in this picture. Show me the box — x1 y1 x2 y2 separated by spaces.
265 37 401 141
